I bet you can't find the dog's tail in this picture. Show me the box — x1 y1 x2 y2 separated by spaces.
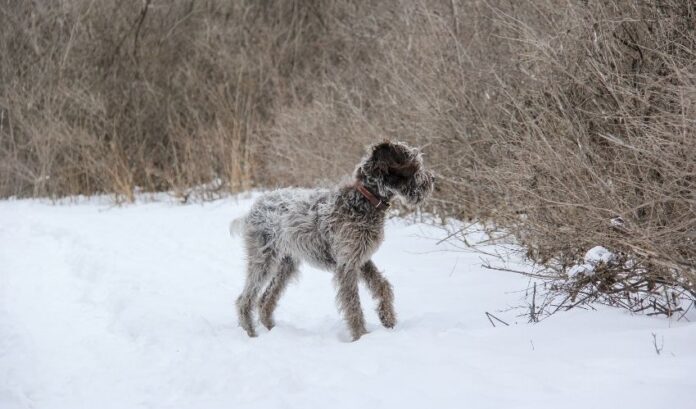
228 216 246 237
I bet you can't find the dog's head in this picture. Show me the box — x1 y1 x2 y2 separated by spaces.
355 141 434 206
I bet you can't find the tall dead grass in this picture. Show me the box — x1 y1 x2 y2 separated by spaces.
0 0 291 200
1 0 694 313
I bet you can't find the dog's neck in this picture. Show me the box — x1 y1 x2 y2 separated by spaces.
354 180 391 211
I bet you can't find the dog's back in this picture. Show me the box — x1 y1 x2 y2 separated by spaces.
245 187 329 231
242 188 334 266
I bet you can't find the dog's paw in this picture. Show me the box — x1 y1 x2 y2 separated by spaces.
350 329 369 342
260 316 275 331
348 323 369 341
378 307 397 329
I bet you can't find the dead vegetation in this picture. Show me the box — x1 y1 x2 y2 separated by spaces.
1 0 694 315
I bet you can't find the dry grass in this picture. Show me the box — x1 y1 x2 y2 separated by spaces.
1 0 694 313
0 0 285 200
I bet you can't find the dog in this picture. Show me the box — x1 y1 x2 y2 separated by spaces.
235 141 434 340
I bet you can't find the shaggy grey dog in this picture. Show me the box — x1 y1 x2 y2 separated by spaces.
236 141 434 340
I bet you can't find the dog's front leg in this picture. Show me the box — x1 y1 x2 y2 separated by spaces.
361 260 396 329
335 262 368 341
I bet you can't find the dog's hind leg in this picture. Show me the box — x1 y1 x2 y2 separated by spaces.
361 260 396 329
236 245 277 337
258 256 298 330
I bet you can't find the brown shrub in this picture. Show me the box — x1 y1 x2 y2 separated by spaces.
265 0 696 313
477 0 696 314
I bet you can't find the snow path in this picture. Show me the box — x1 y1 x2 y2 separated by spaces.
1 195 693 409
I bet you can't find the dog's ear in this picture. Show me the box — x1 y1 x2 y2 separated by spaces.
366 141 406 177
370 141 398 174
365 141 419 185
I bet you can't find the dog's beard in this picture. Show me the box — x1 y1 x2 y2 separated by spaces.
398 171 434 206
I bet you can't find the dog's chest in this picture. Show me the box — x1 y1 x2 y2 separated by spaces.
335 218 385 261
357 224 384 250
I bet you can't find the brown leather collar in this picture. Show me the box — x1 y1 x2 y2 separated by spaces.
354 181 390 210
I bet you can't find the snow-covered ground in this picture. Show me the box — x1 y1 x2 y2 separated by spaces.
1 194 694 409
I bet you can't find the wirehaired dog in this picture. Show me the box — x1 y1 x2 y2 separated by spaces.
235 141 434 340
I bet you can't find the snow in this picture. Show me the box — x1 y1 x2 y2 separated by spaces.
584 246 615 265
569 246 616 277
1 194 694 409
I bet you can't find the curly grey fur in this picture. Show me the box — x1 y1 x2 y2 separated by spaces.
235 141 434 341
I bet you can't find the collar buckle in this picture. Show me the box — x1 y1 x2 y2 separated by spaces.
354 181 390 211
